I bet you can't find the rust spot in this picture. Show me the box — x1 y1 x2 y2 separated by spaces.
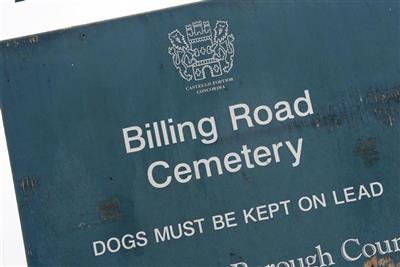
364 256 400 267
365 256 378 267
97 198 121 222
355 137 380 167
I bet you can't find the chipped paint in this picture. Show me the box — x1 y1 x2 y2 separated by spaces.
28 36 39 44
19 177 38 195
309 86 400 130
222 86 400 147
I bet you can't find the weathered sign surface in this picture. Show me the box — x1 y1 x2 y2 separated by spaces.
0 1 399 266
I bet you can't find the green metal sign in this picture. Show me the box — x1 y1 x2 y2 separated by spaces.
0 1 399 266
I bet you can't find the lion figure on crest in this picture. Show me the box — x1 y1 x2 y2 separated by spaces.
212 21 235 73
168 30 195 81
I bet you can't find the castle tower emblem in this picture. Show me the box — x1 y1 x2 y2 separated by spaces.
168 20 235 81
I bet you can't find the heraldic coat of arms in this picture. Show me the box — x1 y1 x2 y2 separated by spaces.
168 20 235 81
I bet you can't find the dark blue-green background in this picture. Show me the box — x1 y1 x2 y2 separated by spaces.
0 1 399 266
